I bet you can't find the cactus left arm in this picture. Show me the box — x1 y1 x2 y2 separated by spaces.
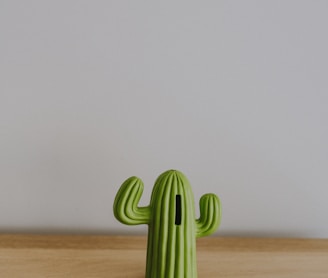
195 194 221 238
113 177 151 225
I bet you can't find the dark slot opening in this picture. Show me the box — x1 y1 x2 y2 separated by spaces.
175 194 182 225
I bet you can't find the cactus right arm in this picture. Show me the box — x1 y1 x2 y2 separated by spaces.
195 193 221 238
113 176 151 225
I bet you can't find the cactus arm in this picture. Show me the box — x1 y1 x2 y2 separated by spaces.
113 176 151 225
195 193 221 238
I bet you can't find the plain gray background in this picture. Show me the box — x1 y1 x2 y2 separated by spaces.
1 1 327 238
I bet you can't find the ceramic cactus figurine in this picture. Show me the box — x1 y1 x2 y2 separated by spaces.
113 169 221 278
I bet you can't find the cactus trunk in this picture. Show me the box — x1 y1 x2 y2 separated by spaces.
145 171 197 277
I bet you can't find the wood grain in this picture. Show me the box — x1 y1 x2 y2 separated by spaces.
0 235 327 277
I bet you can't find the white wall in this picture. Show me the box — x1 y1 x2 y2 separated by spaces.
1 1 327 238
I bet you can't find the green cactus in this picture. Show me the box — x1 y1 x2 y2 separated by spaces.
113 169 221 278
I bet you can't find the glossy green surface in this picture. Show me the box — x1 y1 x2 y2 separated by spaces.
113 170 221 278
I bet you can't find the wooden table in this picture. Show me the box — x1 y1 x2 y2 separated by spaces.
0 235 327 277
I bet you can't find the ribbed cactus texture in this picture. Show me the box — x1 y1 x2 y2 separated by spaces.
113 170 221 278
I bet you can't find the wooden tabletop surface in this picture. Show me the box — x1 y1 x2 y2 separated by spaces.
0 234 327 277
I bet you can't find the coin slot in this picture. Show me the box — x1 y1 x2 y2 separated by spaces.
175 195 182 225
